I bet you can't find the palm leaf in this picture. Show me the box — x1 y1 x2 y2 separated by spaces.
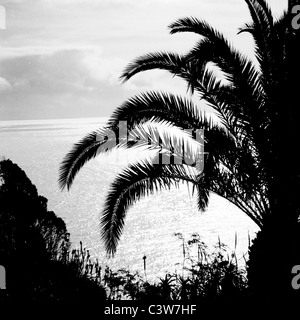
59 116 205 190
59 128 112 190
107 91 214 131
101 158 199 255
240 1 286 114
171 19 272 169
121 52 185 82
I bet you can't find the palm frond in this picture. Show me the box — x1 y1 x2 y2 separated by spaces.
195 174 210 211
240 0 287 112
169 17 223 39
169 15 265 103
181 35 271 165
58 128 114 190
121 52 185 82
169 17 265 114
107 91 212 131
120 31 263 141
101 158 198 255
244 0 274 30
127 119 205 169
187 38 263 100
59 115 206 190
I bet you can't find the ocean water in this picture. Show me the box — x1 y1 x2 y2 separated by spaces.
0 117 259 280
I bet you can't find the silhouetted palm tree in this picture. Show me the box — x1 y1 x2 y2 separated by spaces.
59 0 300 298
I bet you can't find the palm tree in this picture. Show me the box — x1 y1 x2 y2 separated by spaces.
59 0 300 298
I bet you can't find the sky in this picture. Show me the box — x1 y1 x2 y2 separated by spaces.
0 0 287 120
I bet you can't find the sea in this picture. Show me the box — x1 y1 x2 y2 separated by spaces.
0 117 259 280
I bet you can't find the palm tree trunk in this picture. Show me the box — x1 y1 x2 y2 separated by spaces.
247 2 300 301
271 0 300 223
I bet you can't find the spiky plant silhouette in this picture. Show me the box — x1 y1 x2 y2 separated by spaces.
59 0 300 299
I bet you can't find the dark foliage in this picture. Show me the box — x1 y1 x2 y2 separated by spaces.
99 234 248 302
0 159 106 302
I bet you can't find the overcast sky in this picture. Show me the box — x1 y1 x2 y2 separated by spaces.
0 0 287 120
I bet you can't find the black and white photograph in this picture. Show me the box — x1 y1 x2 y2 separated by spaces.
0 0 300 312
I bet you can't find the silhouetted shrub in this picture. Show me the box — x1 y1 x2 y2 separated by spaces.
97 233 248 302
0 159 106 302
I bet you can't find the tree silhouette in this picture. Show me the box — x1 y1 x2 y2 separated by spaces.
59 0 300 300
0 159 106 301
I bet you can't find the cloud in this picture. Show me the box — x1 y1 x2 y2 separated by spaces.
0 77 12 92
0 0 287 120
0 45 102 60
82 49 126 86
0 45 195 120
0 49 101 93
0 48 135 119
